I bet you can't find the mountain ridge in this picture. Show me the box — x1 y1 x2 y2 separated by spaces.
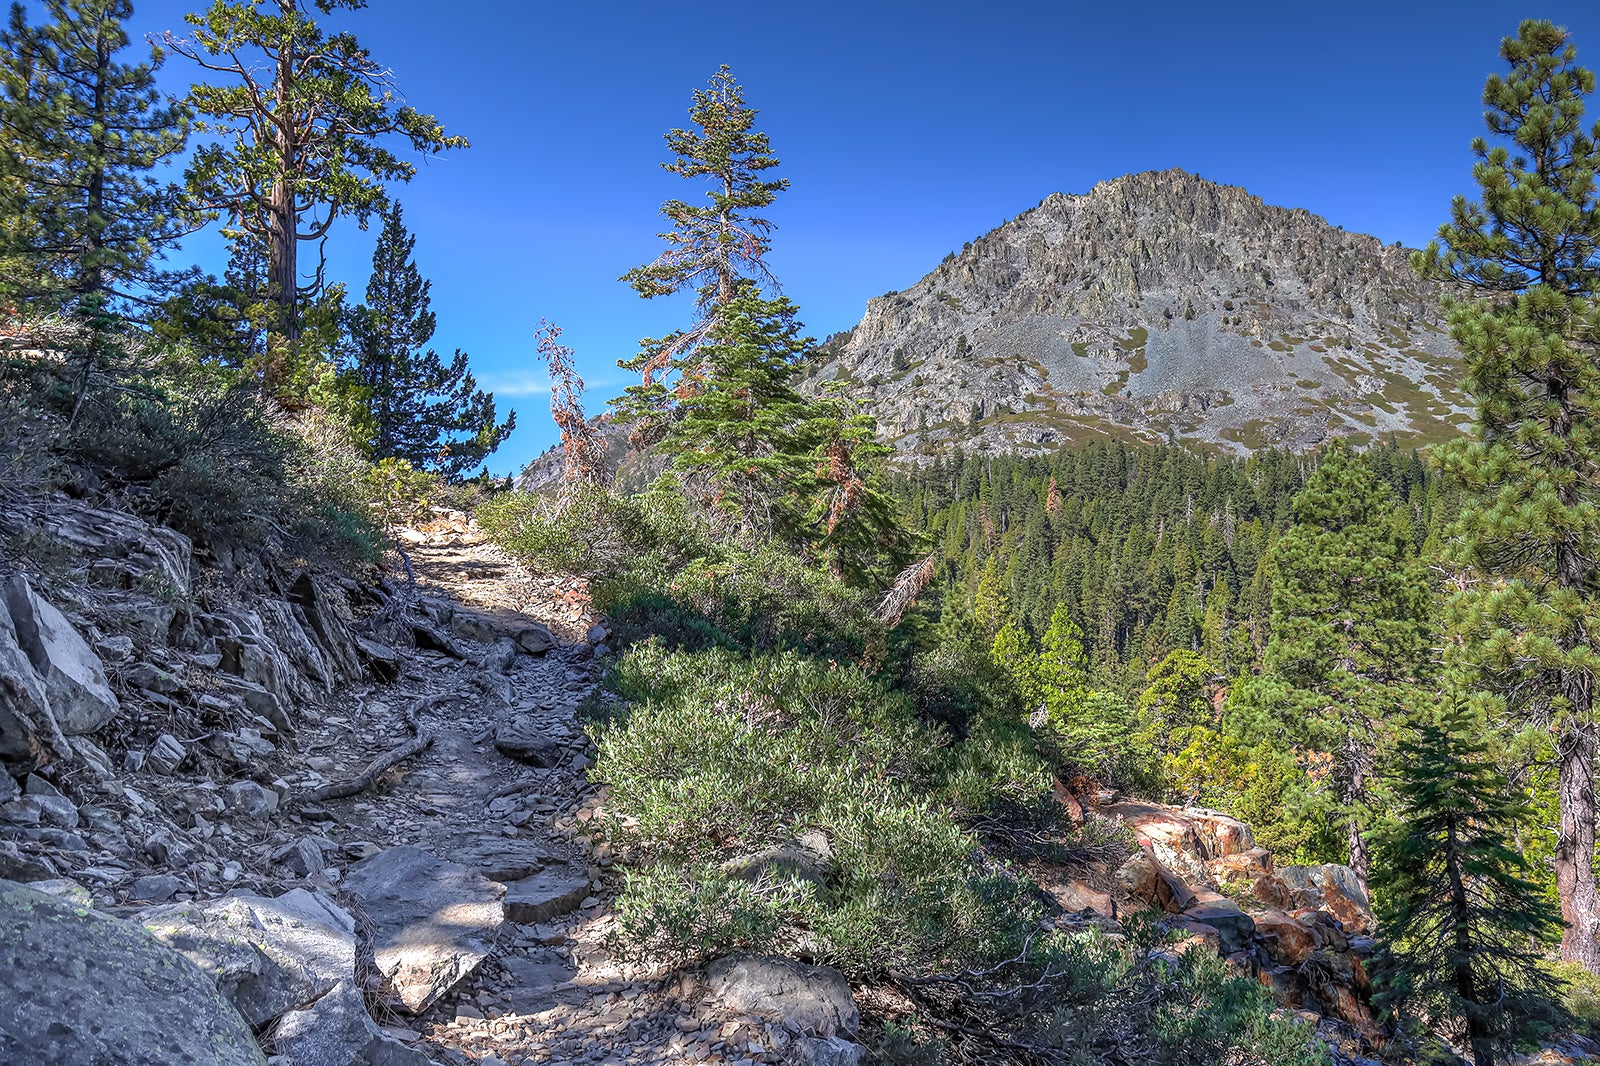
811 167 1470 456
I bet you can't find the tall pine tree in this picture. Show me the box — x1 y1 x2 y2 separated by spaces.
350 202 513 479
0 0 190 314
1371 703 1565 1066
1239 443 1432 883
169 0 464 343
1419 18 1600 969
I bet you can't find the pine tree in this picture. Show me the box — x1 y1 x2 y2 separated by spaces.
350 202 513 479
1371 702 1566 1066
1244 443 1432 882
613 65 786 438
168 0 464 342
1417 18 1600 968
0 0 191 315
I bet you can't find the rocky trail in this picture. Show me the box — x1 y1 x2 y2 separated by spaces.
0 502 864 1066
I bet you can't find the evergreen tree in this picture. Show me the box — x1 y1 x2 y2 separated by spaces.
1371 703 1566 1066
1418 18 1600 968
169 0 464 343
350 202 512 479
0 0 190 314
612 65 786 438
1237 443 1432 882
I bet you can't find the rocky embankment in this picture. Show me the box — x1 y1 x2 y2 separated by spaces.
0 499 868 1066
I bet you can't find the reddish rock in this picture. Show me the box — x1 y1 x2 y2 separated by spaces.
1251 908 1318 966
1279 864 1373 934
1115 847 1197 914
1166 918 1222 956
1250 874 1296 910
1211 847 1273 882
1051 879 1116 917
1181 897 1255 953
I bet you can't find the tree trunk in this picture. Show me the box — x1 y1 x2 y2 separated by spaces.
1558 702 1600 970
267 35 299 342
1447 819 1492 1066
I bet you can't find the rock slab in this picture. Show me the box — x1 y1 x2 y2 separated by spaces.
2 574 119 736
707 954 859 1038
0 878 264 1066
345 845 505 1013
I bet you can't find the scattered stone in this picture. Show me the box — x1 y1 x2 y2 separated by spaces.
793 1036 865 1066
225 780 279 818
501 867 593 924
146 734 187 775
123 663 184 695
706 955 859 1037
92 634 135 663
0 878 265 1066
0 773 16 804
723 829 833 888
515 626 553 655
345 845 505 1013
494 715 565 767
127 874 184 903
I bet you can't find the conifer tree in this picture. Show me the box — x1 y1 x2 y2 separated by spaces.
168 0 464 341
1417 18 1600 968
350 202 513 479
1371 703 1565 1066
612 65 786 439
0 0 190 314
1244 443 1432 882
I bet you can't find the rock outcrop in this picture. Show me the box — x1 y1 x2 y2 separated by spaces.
0 877 265 1066
818 168 1468 457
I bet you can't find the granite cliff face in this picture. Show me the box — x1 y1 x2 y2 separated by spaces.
816 168 1469 455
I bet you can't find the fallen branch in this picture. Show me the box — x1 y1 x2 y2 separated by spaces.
293 690 450 805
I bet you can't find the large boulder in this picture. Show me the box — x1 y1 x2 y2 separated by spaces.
707 954 859 1038
345 846 505 1013
1250 907 1319 967
36 506 192 598
0 878 265 1065
137 889 352 1028
1104 801 1254 884
271 980 433 1066
1180 894 1256 953
1115 846 1197 914
2 575 119 736
0 594 65 773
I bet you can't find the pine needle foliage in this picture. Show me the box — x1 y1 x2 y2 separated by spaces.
1417 17 1600 969
1371 702 1567 1066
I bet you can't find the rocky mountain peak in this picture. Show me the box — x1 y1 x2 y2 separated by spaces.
816 169 1467 455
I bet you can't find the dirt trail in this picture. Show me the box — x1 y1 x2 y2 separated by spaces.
288 532 777 1066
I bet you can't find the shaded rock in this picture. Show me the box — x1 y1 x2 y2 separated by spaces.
1115 846 1196 914
123 663 184 695
501 867 591 924
1182 895 1255 953
0 595 65 773
0 877 264 1066
127 874 184 903
445 837 551 882
1049 878 1117 918
450 611 504 643
271 979 432 1066
724 829 833 888
1252 907 1318 966
515 626 553 655
0 840 56 881
345 845 505 1013
35 505 192 597
138 888 355 1028
2 574 119 736
286 574 364 688
707 954 859 1037
479 636 519 675
354 636 401 683
793 1036 865 1066
0 773 15 804
92 634 134 663
494 714 565 767
146 734 187 775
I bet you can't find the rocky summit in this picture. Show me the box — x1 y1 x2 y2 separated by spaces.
817 168 1470 456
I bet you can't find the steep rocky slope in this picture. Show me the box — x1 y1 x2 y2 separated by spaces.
817 168 1470 456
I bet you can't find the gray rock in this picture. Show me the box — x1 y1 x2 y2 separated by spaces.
345 845 505 1013
724 829 833 888
585 624 609 644
707 954 859 1037
225 780 279 818
0 773 15 804
0 583 68 772
515 626 553 655
92 634 135 663
2 574 119 736
147 734 187 775
0 840 56 881
124 663 184 695
493 714 564 767
479 636 519 675
450 611 504 643
127 874 184 902
23 878 93 907
272 837 326 878
139 888 354 1028
0 877 265 1065
272 979 433 1066
793 1036 865 1066
1180 898 1256 953
501 867 592 924
445 837 551 882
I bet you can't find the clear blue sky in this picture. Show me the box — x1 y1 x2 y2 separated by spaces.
116 0 1600 474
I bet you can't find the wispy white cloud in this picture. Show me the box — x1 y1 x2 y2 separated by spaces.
480 372 624 399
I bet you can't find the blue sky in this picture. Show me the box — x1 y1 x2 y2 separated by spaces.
115 0 1600 474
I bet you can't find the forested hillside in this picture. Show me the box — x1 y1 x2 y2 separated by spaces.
4 6 1600 1066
